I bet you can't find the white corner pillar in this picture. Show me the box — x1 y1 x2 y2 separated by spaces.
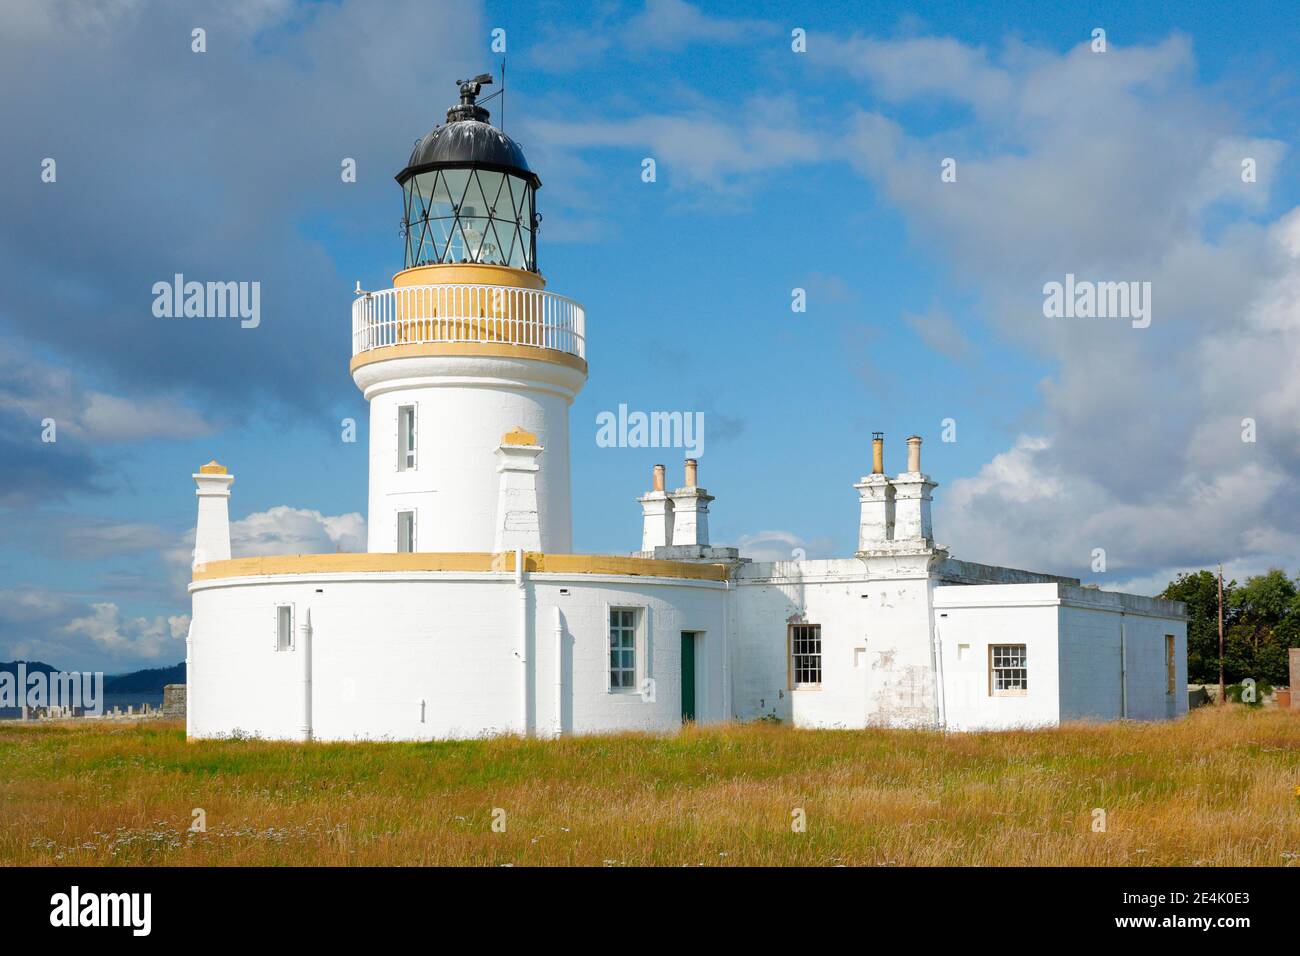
892 435 938 544
669 458 714 547
854 433 894 549
637 463 674 551
192 460 234 570
494 427 544 553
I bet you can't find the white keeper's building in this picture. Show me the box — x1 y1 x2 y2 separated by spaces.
185 79 1187 741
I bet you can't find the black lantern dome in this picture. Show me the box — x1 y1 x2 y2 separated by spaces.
397 75 540 273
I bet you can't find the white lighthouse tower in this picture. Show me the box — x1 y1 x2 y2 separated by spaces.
351 75 586 554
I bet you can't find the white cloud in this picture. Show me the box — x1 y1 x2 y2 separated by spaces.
0 345 215 443
819 32 1297 585
231 506 366 556
624 0 776 50
525 93 827 197
62 604 187 659
902 305 976 362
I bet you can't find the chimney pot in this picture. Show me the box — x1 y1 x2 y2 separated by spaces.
907 435 922 474
684 458 698 488
652 463 665 493
871 432 884 475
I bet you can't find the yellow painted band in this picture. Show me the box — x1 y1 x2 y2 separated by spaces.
193 551 730 582
349 341 587 375
393 263 545 290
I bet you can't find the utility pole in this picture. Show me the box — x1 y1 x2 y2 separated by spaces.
1218 565 1225 704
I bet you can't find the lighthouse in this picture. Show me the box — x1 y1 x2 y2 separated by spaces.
350 75 586 554
185 76 1187 743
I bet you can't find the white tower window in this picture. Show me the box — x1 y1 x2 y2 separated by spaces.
275 604 294 652
397 405 417 471
397 510 416 553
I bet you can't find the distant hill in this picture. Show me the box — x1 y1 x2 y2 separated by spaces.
0 660 185 694
104 663 186 694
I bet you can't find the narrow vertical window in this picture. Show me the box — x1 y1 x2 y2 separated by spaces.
397 405 416 471
397 511 415 553
609 608 638 690
789 624 822 688
275 605 293 652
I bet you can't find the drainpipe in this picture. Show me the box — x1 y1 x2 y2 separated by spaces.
932 623 947 731
1119 613 1128 719
553 606 564 738
298 607 312 742
722 577 732 720
516 548 529 736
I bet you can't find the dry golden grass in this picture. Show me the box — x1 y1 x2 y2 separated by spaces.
1 705 1297 866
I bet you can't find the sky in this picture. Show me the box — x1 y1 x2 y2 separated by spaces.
1 0 1298 672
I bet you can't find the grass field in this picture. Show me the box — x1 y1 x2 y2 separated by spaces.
1 705 1297 866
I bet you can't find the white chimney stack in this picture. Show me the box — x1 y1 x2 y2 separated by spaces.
854 433 894 550
670 458 713 547
192 460 234 569
892 435 937 543
637 463 674 551
494 427 544 553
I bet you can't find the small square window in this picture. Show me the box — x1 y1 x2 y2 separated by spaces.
990 644 1027 695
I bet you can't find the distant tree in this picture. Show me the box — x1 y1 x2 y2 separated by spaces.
1161 568 1300 686
1228 569 1297 686
1160 570 1233 685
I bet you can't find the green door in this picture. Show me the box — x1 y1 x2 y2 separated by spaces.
680 632 696 722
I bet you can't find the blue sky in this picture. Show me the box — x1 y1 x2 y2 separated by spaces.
1 0 1298 671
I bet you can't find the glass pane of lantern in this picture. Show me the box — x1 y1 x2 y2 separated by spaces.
509 176 531 224
483 219 512 265
440 168 472 215
409 173 436 219
459 172 489 221
426 172 455 220
459 216 490 260
518 225 534 270
445 218 469 262
506 226 527 269
476 170 506 217
426 217 456 263
414 219 439 265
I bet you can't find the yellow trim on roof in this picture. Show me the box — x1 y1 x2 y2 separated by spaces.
192 551 730 582
198 460 227 474
501 426 539 446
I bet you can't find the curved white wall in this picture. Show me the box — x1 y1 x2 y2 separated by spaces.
188 572 727 741
355 353 585 553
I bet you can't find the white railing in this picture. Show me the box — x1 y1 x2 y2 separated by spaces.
352 284 586 361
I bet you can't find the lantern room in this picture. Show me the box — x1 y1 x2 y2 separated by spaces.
396 74 539 273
